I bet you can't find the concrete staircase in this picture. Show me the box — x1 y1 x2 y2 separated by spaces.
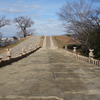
42 36 55 48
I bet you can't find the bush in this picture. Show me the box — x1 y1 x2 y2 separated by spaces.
80 47 89 57
67 44 81 50
94 50 100 60
63 45 65 48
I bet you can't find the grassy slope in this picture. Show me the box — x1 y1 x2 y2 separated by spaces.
54 37 66 48
53 36 80 49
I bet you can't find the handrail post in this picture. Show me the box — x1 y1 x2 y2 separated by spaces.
7 49 11 60
20 52 23 56
22 47 26 55
73 47 77 53
89 49 94 59
65 45 67 50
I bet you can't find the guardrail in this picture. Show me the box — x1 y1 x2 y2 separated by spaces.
0 36 44 68
60 48 100 66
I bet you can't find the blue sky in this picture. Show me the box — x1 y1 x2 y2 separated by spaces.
0 0 67 37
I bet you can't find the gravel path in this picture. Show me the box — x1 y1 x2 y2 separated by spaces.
0 36 41 60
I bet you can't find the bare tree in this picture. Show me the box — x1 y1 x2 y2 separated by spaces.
58 0 100 59
57 0 95 49
0 16 10 40
0 16 10 28
0 32 2 41
14 16 35 37
17 29 36 38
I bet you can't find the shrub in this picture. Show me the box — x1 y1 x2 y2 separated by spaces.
67 44 81 50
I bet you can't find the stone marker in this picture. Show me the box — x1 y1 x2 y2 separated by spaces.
20 52 23 56
65 45 67 50
7 49 11 60
73 47 77 53
22 47 26 55
89 49 94 58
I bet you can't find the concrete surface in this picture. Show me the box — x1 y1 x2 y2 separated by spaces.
0 48 100 100
42 35 46 48
46 36 50 48
42 35 55 48
50 36 55 48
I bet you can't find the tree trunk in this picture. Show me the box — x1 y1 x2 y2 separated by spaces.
23 29 27 37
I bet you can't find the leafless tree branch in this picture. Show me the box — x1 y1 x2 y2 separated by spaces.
0 16 10 28
57 0 100 49
14 16 35 37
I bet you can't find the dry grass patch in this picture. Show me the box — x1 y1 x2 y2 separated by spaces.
55 37 66 48
53 36 80 48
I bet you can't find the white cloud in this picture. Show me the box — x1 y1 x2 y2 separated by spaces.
40 12 55 16
33 4 41 9
47 18 55 24
18 0 23 3
33 19 65 36
24 6 29 8
4 3 29 8
47 18 55 21
0 19 65 37
0 24 17 37
0 8 26 13
4 3 19 7
30 14 41 19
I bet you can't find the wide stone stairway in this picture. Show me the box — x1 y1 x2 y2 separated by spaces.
0 36 100 100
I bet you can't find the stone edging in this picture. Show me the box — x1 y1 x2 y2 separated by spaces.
0 47 41 68
0 36 44 68
59 48 100 66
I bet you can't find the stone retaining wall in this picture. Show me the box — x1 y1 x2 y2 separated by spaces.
0 36 43 67
0 47 40 67
0 36 40 60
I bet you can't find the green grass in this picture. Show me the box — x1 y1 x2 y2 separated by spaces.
54 37 66 48
0 36 31 55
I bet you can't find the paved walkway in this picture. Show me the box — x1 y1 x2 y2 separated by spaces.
0 37 100 100
42 36 55 48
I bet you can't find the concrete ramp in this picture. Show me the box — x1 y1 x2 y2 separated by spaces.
46 36 50 47
42 36 46 48
0 38 100 99
50 36 55 48
42 36 55 48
